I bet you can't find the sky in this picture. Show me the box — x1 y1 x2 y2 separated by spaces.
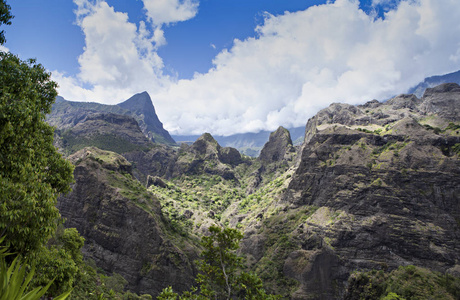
2 0 460 136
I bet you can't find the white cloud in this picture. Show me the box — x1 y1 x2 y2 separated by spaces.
142 0 198 26
56 0 460 135
56 0 169 103
0 45 9 52
151 0 460 135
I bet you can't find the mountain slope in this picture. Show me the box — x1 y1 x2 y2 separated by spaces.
48 92 176 146
118 92 176 145
262 83 460 299
57 147 197 296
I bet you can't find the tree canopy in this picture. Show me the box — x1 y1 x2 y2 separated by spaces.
0 0 13 45
0 51 74 255
158 226 280 300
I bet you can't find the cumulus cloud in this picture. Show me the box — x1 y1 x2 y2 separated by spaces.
55 0 460 135
152 0 460 135
0 45 8 52
142 0 198 26
56 0 169 103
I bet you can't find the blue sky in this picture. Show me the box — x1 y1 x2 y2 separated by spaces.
2 0 460 135
6 0 338 78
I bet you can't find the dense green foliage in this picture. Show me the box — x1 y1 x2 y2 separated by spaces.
157 226 280 300
0 51 75 255
0 0 13 45
345 265 460 300
0 237 72 300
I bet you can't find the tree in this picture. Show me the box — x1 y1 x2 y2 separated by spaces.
0 50 74 255
0 236 72 300
0 0 13 45
157 226 280 300
30 228 85 296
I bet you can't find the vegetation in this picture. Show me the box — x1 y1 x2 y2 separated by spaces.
0 236 72 300
157 226 280 300
345 265 460 300
0 7 149 299
0 0 13 44
60 131 149 155
0 46 74 256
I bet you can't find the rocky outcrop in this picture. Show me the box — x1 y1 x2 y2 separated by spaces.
49 92 176 147
259 126 295 163
419 83 460 120
57 147 196 296
173 133 243 180
118 92 176 145
275 84 460 299
120 133 244 183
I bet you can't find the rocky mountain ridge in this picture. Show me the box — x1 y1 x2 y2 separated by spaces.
55 83 460 299
57 147 197 296
49 92 176 147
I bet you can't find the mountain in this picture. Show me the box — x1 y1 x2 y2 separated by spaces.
409 69 460 97
118 92 176 145
53 83 460 299
57 147 197 296
57 112 154 154
48 92 176 147
266 83 460 298
172 126 305 157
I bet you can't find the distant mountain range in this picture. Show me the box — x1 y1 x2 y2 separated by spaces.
173 126 305 157
408 69 460 97
49 68 460 157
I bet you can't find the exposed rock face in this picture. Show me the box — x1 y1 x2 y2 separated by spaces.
57 148 196 296
276 84 460 299
419 83 460 120
122 145 177 182
49 92 176 146
118 92 176 145
245 126 296 192
259 126 295 163
146 175 168 189
173 133 243 180
57 112 154 154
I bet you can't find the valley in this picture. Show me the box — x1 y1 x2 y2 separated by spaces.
51 83 460 299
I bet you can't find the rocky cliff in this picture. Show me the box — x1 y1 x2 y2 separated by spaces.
118 92 176 145
57 147 197 296
51 82 460 299
49 92 176 146
264 83 460 299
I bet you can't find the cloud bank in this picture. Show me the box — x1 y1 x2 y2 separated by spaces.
55 0 460 135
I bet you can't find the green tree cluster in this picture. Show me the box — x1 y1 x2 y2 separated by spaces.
345 265 460 300
157 226 280 300
0 236 72 300
0 45 74 256
0 0 13 44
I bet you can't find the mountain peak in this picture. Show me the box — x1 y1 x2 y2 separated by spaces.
259 126 294 163
118 91 155 113
117 92 176 145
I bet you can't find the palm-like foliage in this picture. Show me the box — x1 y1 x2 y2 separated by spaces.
0 237 72 300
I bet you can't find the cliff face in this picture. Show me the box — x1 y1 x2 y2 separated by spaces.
118 92 176 145
57 147 196 296
58 112 154 154
172 133 243 180
278 83 460 299
49 92 176 146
